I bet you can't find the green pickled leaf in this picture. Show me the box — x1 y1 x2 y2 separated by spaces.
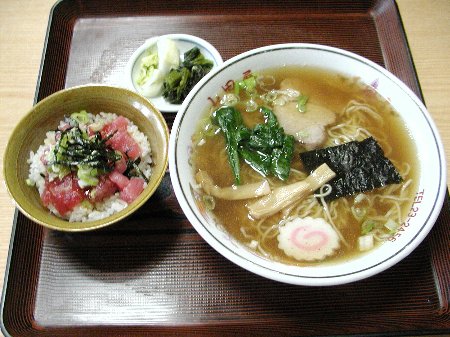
162 47 213 104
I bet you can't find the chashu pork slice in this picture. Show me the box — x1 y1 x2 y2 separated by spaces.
273 78 336 150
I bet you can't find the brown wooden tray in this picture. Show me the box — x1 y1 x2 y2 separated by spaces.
2 0 449 336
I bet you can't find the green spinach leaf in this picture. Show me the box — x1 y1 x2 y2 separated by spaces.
212 106 294 184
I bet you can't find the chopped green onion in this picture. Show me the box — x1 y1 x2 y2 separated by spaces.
80 199 94 210
235 73 258 96
70 110 90 125
203 123 220 137
351 205 367 221
361 219 376 235
248 240 258 249
295 129 310 139
77 165 99 187
384 219 399 234
243 76 256 92
273 97 286 106
202 194 215 210
354 193 367 204
245 98 258 112
297 94 308 113
264 90 278 102
220 93 239 106
49 164 70 179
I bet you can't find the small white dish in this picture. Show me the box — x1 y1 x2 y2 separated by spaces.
124 34 223 113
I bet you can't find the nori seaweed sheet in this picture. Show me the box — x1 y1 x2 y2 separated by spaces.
300 137 402 200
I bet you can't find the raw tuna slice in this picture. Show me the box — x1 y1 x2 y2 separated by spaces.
109 170 130 190
114 151 128 173
101 115 128 134
102 117 142 160
90 176 118 203
120 177 146 203
41 173 85 216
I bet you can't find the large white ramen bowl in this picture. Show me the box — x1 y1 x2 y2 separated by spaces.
169 43 446 286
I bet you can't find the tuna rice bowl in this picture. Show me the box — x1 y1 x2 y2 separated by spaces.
27 110 153 222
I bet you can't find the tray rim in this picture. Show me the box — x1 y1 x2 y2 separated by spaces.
0 0 59 333
1 211 19 337
1 0 449 335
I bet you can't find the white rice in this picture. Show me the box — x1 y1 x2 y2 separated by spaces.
68 194 129 222
27 112 152 222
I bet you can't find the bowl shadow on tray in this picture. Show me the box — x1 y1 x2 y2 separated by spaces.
36 192 439 326
47 173 187 281
39 174 438 316
198 239 435 322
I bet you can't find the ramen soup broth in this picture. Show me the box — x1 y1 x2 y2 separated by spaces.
191 66 419 266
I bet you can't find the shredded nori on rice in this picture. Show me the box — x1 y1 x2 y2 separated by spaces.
300 137 402 200
53 127 121 172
